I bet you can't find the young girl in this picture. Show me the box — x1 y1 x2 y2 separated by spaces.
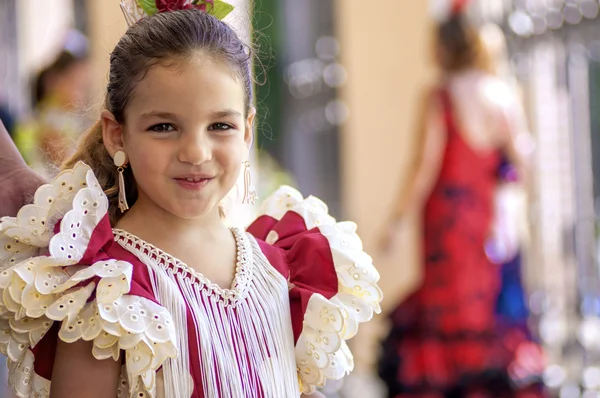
0 2 382 397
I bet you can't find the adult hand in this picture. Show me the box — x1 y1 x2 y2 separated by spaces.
0 121 45 217
0 166 45 217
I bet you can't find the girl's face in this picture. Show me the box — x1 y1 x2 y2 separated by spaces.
104 57 254 221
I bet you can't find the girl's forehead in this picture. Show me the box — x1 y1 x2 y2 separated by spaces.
143 57 239 86
128 59 246 113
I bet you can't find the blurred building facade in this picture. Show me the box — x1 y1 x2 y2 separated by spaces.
469 1 600 396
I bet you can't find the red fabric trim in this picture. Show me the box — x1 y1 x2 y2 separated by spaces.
248 211 339 343
80 215 113 265
104 243 159 305
246 216 278 241
256 240 289 279
187 305 204 398
31 323 60 380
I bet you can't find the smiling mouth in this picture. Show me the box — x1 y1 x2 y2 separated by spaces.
174 177 213 190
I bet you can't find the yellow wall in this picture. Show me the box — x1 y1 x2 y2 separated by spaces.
87 0 129 110
335 0 433 371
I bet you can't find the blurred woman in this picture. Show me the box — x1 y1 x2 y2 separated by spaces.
378 10 544 398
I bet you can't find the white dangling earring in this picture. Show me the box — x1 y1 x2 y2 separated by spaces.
241 160 257 205
113 150 130 213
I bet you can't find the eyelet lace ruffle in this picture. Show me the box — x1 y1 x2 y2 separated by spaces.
257 186 383 394
0 162 178 398
0 162 91 268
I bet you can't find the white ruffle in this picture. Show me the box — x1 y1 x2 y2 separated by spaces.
258 186 383 394
0 162 90 253
0 162 177 398
0 163 92 274
6 350 51 398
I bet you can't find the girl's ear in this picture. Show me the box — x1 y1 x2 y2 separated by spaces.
244 107 256 149
101 110 125 157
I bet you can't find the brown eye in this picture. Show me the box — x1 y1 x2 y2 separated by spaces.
208 123 233 131
149 123 175 132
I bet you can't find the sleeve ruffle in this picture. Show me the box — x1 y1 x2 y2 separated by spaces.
0 162 177 398
248 186 383 394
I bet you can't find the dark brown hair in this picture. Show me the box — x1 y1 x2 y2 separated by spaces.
436 14 490 73
63 9 253 224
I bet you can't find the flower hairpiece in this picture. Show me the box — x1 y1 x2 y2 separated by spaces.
429 0 471 22
120 0 235 26
451 0 470 15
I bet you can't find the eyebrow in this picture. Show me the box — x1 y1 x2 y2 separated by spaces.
139 109 243 119
140 111 178 119
209 109 243 119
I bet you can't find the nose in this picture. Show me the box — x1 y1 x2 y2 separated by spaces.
177 130 212 165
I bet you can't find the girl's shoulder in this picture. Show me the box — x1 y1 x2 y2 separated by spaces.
0 162 176 397
247 186 383 394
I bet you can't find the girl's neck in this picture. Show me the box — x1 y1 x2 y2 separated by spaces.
115 197 228 249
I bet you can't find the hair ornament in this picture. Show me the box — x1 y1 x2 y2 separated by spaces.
120 0 234 26
451 0 470 15
430 0 472 22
